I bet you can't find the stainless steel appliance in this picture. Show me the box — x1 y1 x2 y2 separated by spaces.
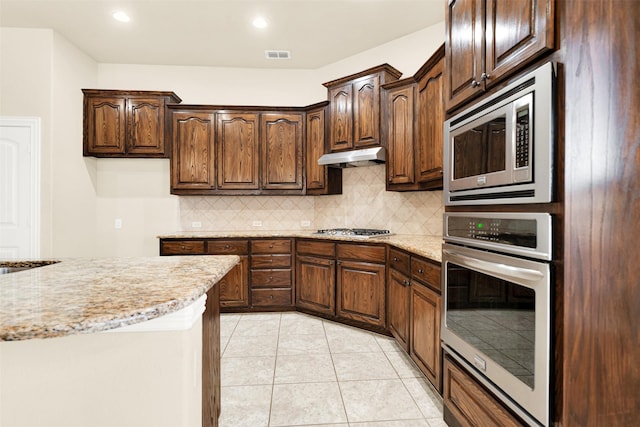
443 62 556 205
313 228 392 239
442 212 552 426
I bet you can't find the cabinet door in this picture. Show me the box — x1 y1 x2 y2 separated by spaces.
171 111 215 190
261 113 303 191
485 0 554 86
306 108 328 191
219 256 250 308
216 113 260 190
296 255 336 316
386 84 416 187
445 0 484 111
85 96 126 155
127 97 165 155
353 75 381 148
328 83 353 151
410 281 442 392
416 57 444 186
388 269 411 351
337 260 386 327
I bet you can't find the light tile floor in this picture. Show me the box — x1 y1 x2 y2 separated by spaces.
220 311 446 427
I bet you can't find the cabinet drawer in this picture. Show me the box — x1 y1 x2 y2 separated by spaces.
252 288 292 307
297 240 336 257
251 269 292 287
207 240 249 255
251 254 291 268
337 243 386 263
411 257 441 292
161 240 205 255
389 248 410 275
251 239 292 254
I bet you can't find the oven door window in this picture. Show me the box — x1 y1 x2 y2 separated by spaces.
446 262 535 389
453 116 506 180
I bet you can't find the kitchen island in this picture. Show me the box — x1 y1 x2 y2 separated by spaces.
0 256 239 427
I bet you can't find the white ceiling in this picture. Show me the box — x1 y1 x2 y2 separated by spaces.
0 0 445 69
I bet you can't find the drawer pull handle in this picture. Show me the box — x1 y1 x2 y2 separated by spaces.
393 257 399 262
418 269 424 274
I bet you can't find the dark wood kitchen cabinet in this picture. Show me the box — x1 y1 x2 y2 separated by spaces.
207 240 250 309
336 243 386 328
83 89 181 157
382 46 445 191
443 355 524 427
305 102 342 195
324 64 402 152
445 0 555 111
216 112 260 191
170 110 216 191
387 248 412 351
250 239 294 308
296 240 337 316
261 113 304 192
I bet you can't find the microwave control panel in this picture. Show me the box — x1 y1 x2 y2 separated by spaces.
515 106 530 169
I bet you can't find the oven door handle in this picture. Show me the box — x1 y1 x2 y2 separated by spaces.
443 249 545 285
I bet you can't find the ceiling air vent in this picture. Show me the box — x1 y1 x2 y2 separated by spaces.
265 50 291 60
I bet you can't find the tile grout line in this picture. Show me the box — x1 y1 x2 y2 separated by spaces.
267 313 282 427
323 318 352 426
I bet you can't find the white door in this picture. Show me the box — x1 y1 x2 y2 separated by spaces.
0 117 40 259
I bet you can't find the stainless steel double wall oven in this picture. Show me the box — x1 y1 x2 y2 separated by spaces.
441 62 557 427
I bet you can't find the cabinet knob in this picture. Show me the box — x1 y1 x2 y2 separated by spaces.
225 244 230 249
480 72 489 81
402 279 411 286
270 295 274 300
418 269 424 274
269 259 273 263
269 276 273 281
393 257 399 262
471 80 481 88
269 244 274 248
389 178 393 182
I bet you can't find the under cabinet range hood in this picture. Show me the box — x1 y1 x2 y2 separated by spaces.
317 147 385 168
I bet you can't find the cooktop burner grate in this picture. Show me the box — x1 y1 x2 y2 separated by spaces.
314 228 392 238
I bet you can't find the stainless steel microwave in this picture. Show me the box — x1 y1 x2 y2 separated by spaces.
444 62 556 205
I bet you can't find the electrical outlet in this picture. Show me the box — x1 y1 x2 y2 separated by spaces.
191 221 202 228
252 220 263 227
114 218 122 229
301 220 311 227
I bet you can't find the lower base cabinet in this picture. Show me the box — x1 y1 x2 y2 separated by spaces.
443 355 524 427
218 256 249 308
296 254 336 316
410 280 442 392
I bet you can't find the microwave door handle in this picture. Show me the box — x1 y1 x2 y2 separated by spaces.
443 249 544 284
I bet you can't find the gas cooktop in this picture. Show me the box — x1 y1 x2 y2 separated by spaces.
313 228 392 239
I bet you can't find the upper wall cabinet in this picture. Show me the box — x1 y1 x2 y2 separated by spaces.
261 113 304 191
217 112 260 191
382 46 445 192
444 0 555 112
171 110 216 191
82 89 181 157
305 102 342 195
323 64 402 152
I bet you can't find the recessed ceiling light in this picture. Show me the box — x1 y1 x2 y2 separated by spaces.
112 11 131 23
252 17 268 29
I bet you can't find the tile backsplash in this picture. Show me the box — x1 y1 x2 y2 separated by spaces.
179 165 443 235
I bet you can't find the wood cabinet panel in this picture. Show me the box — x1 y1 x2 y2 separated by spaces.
296 255 336 316
337 260 386 327
216 113 260 190
250 254 292 269
251 239 292 254
85 96 126 155
160 239 206 255
219 256 250 308
353 75 380 148
337 244 386 263
411 256 441 292
388 269 411 351
251 288 292 307
127 97 164 155
385 83 416 186
328 84 354 151
410 281 442 392
171 111 216 190
261 113 303 191
305 104 343 195
202 283 220 427
296 240 336 258
250 269 292 287
443 356 523 427
206 240 248 255
416 55 444 186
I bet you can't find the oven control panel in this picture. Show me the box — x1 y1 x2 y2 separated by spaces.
444 212 552 260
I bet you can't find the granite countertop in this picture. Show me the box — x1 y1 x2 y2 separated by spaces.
158 230 443 263
0 256 239 341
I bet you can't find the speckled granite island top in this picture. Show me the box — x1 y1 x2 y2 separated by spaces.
158 230 443 263
0 256 239 341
